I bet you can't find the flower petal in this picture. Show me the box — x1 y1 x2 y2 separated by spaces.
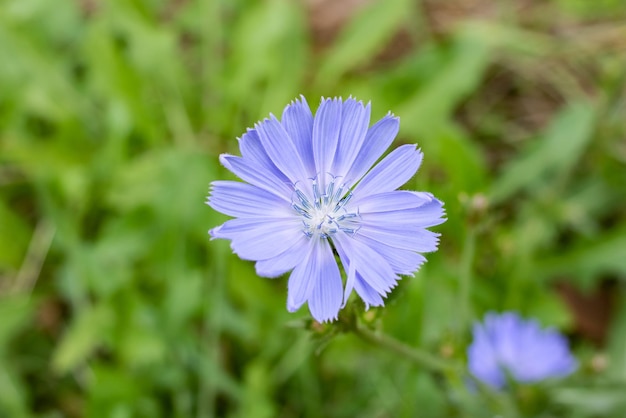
352 144 423 197
356 190 434 212
343 261 356 307
207 181 293 218
308 240 343 322
332 237 356 307
354 273 385 309
335 222 426 277
359 196 446 229
356 235 427 275
332 98 371 179
312 98 342 184
239 129 282 175
469 312 578 388
333 233 398 296
254 234 309 278
211 217 302 261
286 239 320 312
358 224 440 253
468 322 505 388
255 115 310 184
219 154 293 200
344 113 399 187
282 96 315 176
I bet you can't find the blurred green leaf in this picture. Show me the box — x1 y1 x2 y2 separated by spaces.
316 0 411 84
52 303 114 373
398 29 492 128
119 324 166 368
554 385 626 416
0 295 32 352
490 101 596 203
225 0 307 121
86 366 142 418
606 293 626 381
557 0 626 18
536 227 626 288
0 370 29 418
527 289 572 330
0 201 31 271
106 148 213 223
164 270 203 326
236 361 276 418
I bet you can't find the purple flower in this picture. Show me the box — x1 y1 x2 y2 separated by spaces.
468 312 577 389
207 96 445 322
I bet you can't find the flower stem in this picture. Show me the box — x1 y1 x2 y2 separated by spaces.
352 323 454 374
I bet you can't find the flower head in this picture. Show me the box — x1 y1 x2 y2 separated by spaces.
468 312 577 389
207 96 445 322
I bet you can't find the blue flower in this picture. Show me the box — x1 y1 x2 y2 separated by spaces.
468 312 577 389
207 96 445 322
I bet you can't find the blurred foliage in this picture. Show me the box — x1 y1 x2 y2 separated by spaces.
0 0 625 417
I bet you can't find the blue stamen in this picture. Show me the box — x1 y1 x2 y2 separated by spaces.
295 190 311 209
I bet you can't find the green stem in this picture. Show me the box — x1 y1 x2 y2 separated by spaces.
352 323 454 374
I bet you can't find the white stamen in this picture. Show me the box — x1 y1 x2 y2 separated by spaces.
291 175 360 239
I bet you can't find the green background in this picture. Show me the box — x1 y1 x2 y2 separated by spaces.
1 0 625 416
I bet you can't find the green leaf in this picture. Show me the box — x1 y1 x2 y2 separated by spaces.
606 293 626 380
490 101 596 203
0 201 31 271
164 270 203 326
0 295 32 352
236 361 276 418
86 366 142 417
225 0 307 119
536 227 626 288
52 303 114 373
554 385 626 416
316 0 411 84
397 30 492 128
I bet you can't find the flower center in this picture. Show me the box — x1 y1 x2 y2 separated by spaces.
291 176 359 239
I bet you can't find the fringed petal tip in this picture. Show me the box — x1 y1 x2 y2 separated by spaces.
208 225 222 240
284 94 310 108
239 127 257 139
363 300 385 312
344 95 369 108
218 153 232 167
318 96 343 105
313 314 339 324
253 117 271 131
384 110 399 120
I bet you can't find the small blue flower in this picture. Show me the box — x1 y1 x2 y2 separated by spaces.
468 312 577 389
207 96 445 322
